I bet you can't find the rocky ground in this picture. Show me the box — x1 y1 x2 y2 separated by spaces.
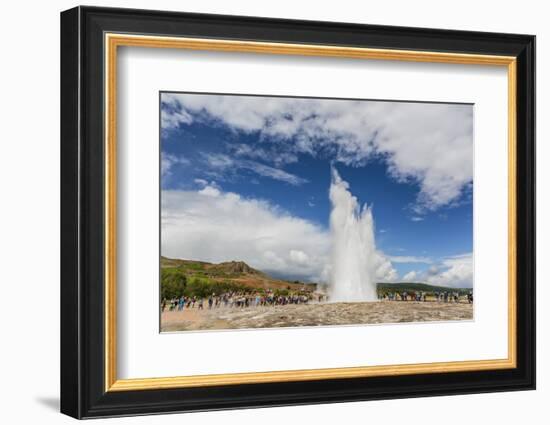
161 301 473 332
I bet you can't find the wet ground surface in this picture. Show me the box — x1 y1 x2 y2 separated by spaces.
161 301 473 332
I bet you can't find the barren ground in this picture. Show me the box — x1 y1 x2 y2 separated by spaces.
161 301 473 332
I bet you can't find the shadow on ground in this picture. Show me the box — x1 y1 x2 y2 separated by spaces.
35 396 59 412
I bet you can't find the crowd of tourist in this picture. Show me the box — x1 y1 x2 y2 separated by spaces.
161 290 325 312
380 291 473 303
162 289 473 312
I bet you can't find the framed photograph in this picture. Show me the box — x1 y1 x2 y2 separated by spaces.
60 6 535 419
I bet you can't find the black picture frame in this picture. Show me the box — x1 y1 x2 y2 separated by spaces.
61 5 535 419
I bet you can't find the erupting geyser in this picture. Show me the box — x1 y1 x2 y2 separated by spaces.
329 166 378 302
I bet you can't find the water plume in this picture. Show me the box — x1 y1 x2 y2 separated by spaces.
329 166 378 302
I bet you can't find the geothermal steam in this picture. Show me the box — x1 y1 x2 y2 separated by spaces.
329 166 378 302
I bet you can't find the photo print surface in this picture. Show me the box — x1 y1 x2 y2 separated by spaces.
160 92 474 332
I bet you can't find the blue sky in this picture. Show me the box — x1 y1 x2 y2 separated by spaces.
160 92 473 288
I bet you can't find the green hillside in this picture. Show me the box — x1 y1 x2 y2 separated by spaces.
160 257 316 300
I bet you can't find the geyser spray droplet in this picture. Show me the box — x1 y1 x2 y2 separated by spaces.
329 166 378 302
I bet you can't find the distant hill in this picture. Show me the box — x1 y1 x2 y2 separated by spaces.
160 256 316 292
161 256 262 275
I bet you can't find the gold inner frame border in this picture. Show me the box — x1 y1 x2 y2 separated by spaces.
104 33 517 392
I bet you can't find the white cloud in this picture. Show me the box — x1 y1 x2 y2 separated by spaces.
162 93 472 211
402 271 418 282
162 185 399 283
198 185 221 197
389 255 432 264
289 249 309 265
375 256 399 282
400 253 473 288
426 253 473 288
161 103 192 130
410 216 424 222
161 152 189 177
229 143 298 166
204 153 307 186
193 178 208 187
162 186 330 282
243 160 307 186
